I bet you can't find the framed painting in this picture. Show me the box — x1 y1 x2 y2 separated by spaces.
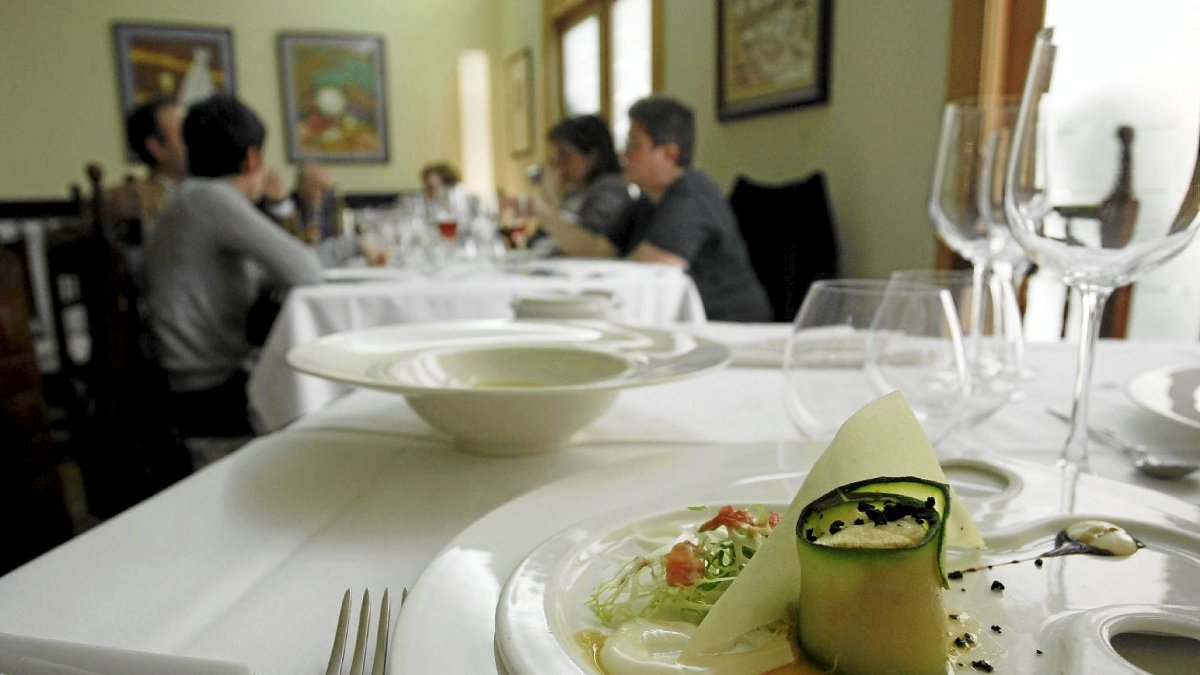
277 33 389 163
112 23 236 157
717 0 832 122
505 49 534 156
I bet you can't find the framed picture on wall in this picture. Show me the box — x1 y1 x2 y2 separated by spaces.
717 0 832 122
112 22 236 158
505 49 534 156
277 32 389 163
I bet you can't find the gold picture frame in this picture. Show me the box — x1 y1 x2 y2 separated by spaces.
505 48 534 156
717 0 832 122
277 32 389 163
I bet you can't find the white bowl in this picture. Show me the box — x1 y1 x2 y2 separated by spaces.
404 345 631 455
286 320 732 456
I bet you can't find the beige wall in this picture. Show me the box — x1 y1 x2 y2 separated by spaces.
0 0 499 198
662 0 952 277
2 0 949 277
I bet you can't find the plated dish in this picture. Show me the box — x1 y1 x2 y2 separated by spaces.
392 443 1200 674
1127 365 1200 431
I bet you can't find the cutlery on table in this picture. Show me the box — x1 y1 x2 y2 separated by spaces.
1045 408 1199 480
327 588 403 675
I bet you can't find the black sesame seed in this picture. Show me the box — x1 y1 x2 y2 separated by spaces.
853 518 865 525
948 613 960 620
970 660 994 672
805 528 816 542
954 636 968 648
990 625 1002 634
1035 559 1044 568
990 580 1005 591
1036 649 1043 655
829 520 845 535
948 570 964 580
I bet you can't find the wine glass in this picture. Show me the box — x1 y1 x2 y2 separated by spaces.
929 97 1030 368
1005 9 1200 474
890 268 1023 432
783 279 968 444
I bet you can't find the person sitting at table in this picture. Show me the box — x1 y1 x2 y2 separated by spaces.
617 96 771 322
530 114 633 257
144 95 362 438
102 97 188 242
420 160 471 221
259 161 342 243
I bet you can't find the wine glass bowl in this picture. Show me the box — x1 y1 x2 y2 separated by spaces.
1004 8 1200 474
930 96 1026 271
783 279 968 444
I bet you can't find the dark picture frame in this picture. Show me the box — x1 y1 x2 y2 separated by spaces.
277 32 389 163
717 0 832 122
112 22 236 158
505 49 535 156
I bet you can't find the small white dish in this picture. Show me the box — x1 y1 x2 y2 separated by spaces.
287 320 731 455
1127 365 1200 432
511 290 620 321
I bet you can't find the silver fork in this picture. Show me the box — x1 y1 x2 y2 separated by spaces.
326 588 404 675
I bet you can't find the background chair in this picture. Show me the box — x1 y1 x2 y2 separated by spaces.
729 172 841 322
0 247 74 574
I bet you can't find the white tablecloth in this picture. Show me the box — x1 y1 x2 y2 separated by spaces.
247 259 705 431
1 326 1197 674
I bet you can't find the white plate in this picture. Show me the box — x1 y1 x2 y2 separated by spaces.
287 320 731 395
0 632 253 675
392 443 1200 675
1127 365 1200 431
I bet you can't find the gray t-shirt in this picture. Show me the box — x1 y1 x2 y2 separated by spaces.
561 173 634 242
146 178 324 392
617 170 771 322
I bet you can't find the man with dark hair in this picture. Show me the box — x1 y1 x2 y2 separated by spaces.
106 97 188 240
144 95 336 438
617 96 771 322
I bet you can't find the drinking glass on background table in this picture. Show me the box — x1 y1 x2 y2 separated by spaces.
1005 8 1200 475
890 269 1023 431
783 279 968 444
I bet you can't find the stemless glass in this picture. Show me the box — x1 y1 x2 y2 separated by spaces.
891 269 1023 431
783 279 967 444
1005 9 1200 474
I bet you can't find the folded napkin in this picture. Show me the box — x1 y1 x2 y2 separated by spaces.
0 633 252 675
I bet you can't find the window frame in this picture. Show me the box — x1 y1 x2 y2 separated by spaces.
542 0 663 134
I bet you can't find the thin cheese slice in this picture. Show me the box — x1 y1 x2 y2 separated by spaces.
682 391 985 659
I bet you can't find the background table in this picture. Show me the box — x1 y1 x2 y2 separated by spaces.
1 326 1197 674
248 258 705 431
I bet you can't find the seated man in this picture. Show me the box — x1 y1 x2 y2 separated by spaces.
259 161 341 243
104 97 188 242
616 96 771 322
144 95 327 437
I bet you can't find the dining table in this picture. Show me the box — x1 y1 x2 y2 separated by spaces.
247 256 706 432
0 323 1197 674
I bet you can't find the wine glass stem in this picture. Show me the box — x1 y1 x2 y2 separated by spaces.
1061 286 1113 474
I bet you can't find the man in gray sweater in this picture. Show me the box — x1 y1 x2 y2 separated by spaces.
145 95 326 437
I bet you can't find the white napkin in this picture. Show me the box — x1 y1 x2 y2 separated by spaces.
0 633 252 675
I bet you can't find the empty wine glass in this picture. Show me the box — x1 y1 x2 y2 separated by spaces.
929 96 1029 369
1005 8 1200 474
891 268 1023 431
783 279 968 444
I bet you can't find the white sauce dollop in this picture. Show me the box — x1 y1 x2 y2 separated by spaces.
1065 520 1140 556
600 618 795 675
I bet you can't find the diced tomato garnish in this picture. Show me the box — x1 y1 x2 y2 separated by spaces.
767 511 780 528
664 541 705 587
698 505 757 532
